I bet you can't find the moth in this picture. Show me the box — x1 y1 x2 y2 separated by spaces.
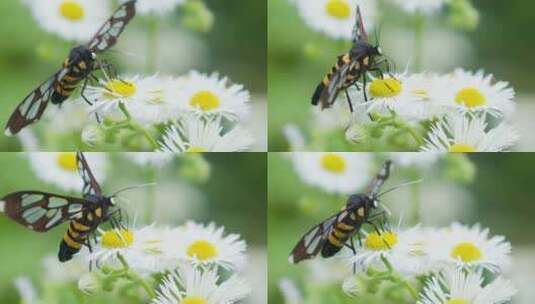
5 0 137 136
311 5 390 112
0 152 123 262
289 161 392 264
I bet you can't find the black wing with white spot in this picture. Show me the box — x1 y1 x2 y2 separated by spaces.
289 213 339 264
87 0 137 53
352 5 369 45
1 191 89 232
4 68 68 136
319 63 351 109
76 152 102 197
366 160 392 198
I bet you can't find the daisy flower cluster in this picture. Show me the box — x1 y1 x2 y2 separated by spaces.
18 221 251 303
342 222 516 303
79 71 254 152
291 0 475 41
86 221 250 303
280 222 516 304
286 69 520 152
21 0 189 41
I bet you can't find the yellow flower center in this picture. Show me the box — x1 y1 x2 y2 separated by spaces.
57 152 78 172
451 242 482 263
370 78 403 98
182 297 208 304
447 299 469 304
325 0 351 19
187 146 208 153
187 240 218 261
320 153 346 174
190 91 221 111
449 143 476 153
455 87 486 108
365 231 398 251
59 1 85 21
104 80 137 98
101 230 134 249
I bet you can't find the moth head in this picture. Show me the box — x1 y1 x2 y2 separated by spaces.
374 46 383 55
372 199 379 208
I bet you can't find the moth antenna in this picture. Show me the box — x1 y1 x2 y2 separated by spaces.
111 182 157 197
377 179 423 198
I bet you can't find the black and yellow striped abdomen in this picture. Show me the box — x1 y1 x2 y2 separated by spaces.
51 57 93 105
58 219 92 262
311 53 362 106
321 207 367 258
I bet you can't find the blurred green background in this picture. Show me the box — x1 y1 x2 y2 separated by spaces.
0 0 266 151
0 152 266 303
268 153 535 303
268 0 535 151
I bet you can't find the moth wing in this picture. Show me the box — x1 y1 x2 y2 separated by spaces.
288 214 339 264
87 0 137 53
366 160 392 198
319 63 351 109
4 68 68 136
352 5 369 45
1 191 89 232
76 152 102 197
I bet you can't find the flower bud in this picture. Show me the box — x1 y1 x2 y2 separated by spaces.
78 273 100 295
82 125 105 147
182 0 214 33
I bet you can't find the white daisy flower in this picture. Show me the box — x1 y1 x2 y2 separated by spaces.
125 152 175 168
363 73 448 122
418 267 517 304
41 254 88 283
444 69 516 118
312 98 369 131
294 0 377 40
429 223 511 273
279 278 303 304
44 99 92 134
421 114 519 152
28 153 107 193
348 226 436 275
24 0 110 41
389 152 443 168
159 116 254 152
174 71 250 121
128 0 185 16
152 264 251 304
171 221 247 270
87 75 175 125
90 225 170 275
14 277 38 304
290 153 372 194
390 0 446 15
283 124 306 151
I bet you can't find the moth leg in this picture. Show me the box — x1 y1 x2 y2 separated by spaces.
80 74 103 124
349 237 357 274
344 89 355 113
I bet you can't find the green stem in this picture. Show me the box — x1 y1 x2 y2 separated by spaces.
413 14 425 72
118 103 159 149
144 168 157 223
409 174 421 224
146 17 159 73
117 253 156 298
380 256 419 300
